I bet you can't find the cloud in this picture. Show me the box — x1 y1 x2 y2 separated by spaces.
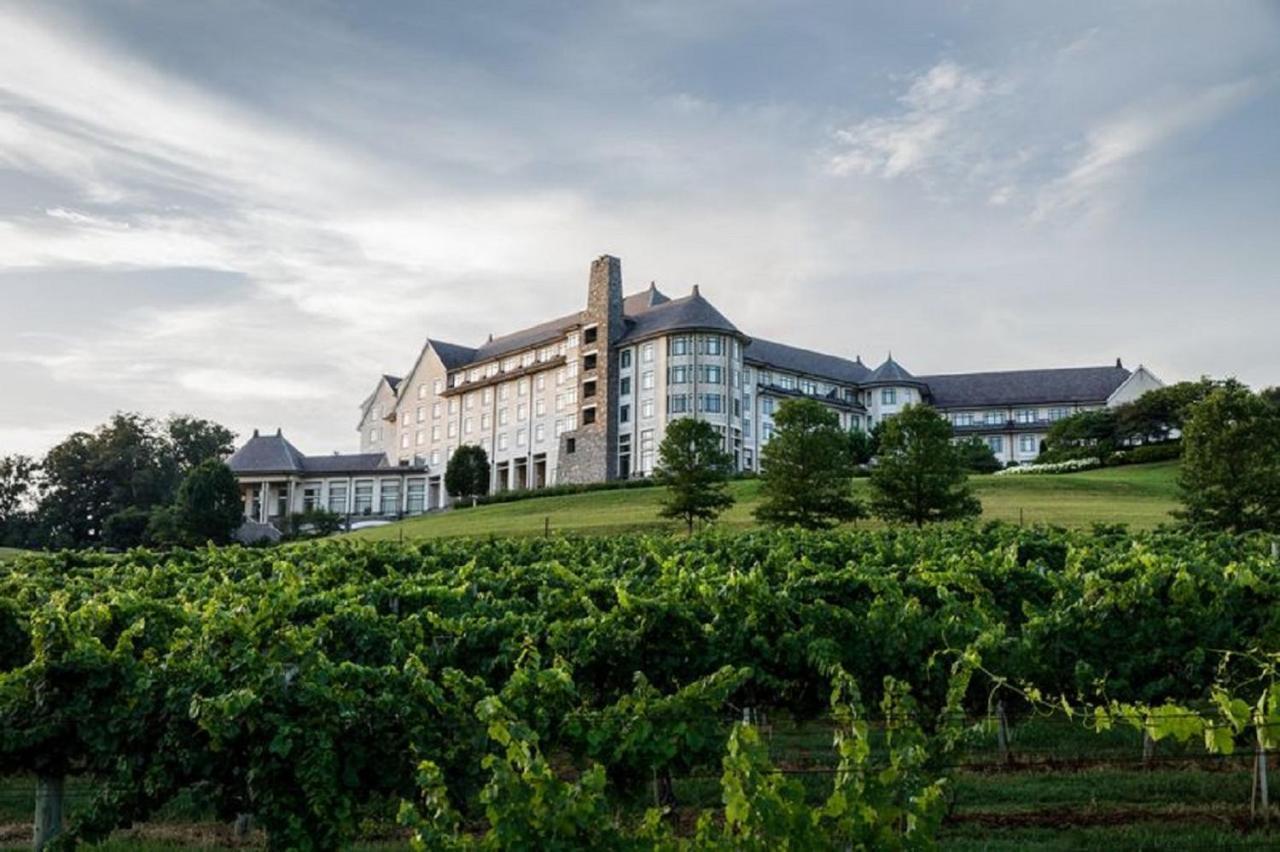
178 369 328 401
829 62 996 179
1034 78 1262 219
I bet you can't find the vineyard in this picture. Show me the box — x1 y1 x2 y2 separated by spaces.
3 524 1280 849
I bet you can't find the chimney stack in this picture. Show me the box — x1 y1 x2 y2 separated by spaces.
587 255 623 343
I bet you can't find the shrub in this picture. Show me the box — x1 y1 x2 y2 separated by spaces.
994 458 1101 476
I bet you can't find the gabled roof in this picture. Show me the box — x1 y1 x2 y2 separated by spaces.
624 283 671 314
744 338 869 385
383 375 402 392
619 287 741 343
920 365 1132 408
228 431 404 476
227 430 308 473
864 355 921 386
426 339 478 370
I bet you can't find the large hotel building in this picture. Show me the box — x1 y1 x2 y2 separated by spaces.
229 255 1162 523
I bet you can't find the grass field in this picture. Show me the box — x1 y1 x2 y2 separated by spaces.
0 548 27 563
349 461 1181 543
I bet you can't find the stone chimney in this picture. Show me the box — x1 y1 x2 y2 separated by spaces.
587 254 624 343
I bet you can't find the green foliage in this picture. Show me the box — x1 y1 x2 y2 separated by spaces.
1041 380 1218 463
173 460 244 545
871 404 981 526
101 507 152 549
654 418 736 533
445 444 490 503
955 436 1002 474
1178 382 1280 533
848 427 876 466
3 526 1279 847
755 398 865 529
286 508 345 539
34 414 236 549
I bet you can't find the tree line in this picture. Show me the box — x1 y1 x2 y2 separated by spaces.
0 413 243 550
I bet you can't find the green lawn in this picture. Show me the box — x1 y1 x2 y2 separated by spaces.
0 547 28 563
348 461 1181 543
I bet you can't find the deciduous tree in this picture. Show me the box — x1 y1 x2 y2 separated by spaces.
870 404 981 527
446 444 491 505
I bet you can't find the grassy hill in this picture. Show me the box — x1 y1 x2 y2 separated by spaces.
349 461 1181 542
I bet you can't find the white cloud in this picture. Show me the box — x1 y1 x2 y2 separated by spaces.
829 62 995 178
179 369 328 401
1034 78 1261 219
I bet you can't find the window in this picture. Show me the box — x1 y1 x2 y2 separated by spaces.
432 402 442 419
481 413 492 429
465 393 476 410
418 384 428 399
777 375 795 391
517 402 528 421
400 433 410 449
953 412 974 426
641 371 655 390
448 398 458 415
521 351 535 368
567 361 579 380
669 337 690 356
498 409 509 426
535 398 546 417
1019 435 1038 454
416 406 426 423
984 411 1003 425
669 395 690 414
743 418 752 439
566 437 576 454
430 450 440 465
380 480 400 514
368 427 379 443
620 376 632 396
327 483 348 514
583 353 597 371
566 332 579 349
353 481 374 515
620 348 632 369
618 433 632 479
1016 409 1036 424
800 379 817 396
699 394 724 414
535 423 545 443
517 378 529 396
1048 407 1070 421
987 436 1004 453
620 404 630 423
498 384 509 402
583 380 596 398
881 388 897 405
583 326 598 345
536 375 546 392
582 407 596 425
416 430 425 446
762 397 775 416
642 343 654 363
464 417 473 434
669 365 688 384
642 399 655 419
447 422 457 438
702 335 724 355
701 365 723 384
517 428 527 446
762 423 774 442
640 429 655 472
498 434 508 451
407 481 425 513
556 367 567 386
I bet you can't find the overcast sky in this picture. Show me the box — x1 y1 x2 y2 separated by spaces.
1 1 1277 458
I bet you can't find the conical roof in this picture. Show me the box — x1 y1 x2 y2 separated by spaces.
864 354 923 386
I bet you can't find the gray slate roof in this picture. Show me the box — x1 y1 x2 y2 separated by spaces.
383 375 402 392
744 338 869 385
228 431 395 475
920 365 1131 408
619 288 740 343
864 356 922 386
427 339 478 370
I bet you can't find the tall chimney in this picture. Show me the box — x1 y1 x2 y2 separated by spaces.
587 255 623 343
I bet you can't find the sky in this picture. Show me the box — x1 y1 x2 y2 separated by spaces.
1 1 1277 458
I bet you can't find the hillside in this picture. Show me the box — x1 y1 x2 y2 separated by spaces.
349 461 1180 542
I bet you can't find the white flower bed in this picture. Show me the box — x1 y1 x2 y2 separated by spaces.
994 457 1102 476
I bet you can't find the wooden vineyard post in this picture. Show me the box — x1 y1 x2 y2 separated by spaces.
996 701 1011 765
234 813 254 839
1252 727 1271 824
544 517 550 537
32 774 64 851
1142 728 1155 767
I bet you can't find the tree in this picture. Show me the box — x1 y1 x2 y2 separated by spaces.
755 398 865 529
955 436 1002 474
0 455 40 547
167 416 236 472
1041 409 1119 461
870 404 981 527
1114 378 1216 444
848 428 876 466
173 460 245 545
1178 383 1280 533
653 417 735 533
445 444 491 505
